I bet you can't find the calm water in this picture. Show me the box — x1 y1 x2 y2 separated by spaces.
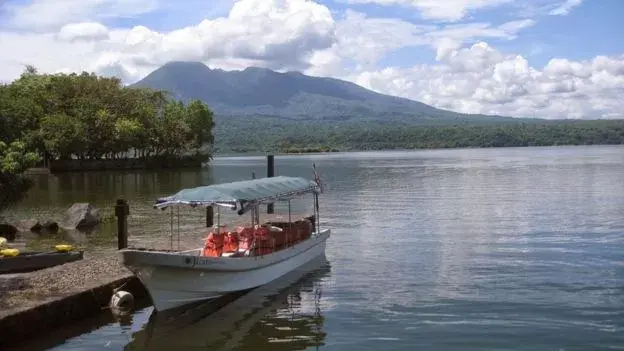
9 146 624 350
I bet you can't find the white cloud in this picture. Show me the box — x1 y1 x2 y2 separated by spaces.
343 0 512 22
0 0 336 82
549 0 583 16
514 0 583 18
0 0 621 120
350 43 624 119
3 0 158 30
0 32 96 83
344 0 584 20
307 10 535 74
58 22 110 42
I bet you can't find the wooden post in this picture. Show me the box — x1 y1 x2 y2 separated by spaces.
115 198 129 249
267 155 275 214
206 206 214 227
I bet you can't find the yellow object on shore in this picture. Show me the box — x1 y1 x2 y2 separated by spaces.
0 237 7 248
1 248 19 257
55 244 73 252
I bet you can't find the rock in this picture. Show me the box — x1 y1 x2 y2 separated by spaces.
16 219 42 232
62 203 101 231
0 223 17 241
15 219 59 234
40 220 59 233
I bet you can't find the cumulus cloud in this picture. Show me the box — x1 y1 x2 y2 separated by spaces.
351 43 624 119
0 0 620 119
307 10 535 74
57 22 110 42
0 0 336 82
106 0 335 76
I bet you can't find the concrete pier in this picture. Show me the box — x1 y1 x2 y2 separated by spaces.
0 253 148 349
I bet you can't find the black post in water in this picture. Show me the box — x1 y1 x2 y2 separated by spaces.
267 155 275 214
206 206 214 227
115 198 129 249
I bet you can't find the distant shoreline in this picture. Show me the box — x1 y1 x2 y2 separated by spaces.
213 142 624 158
25 144 624 174
215 119 624 156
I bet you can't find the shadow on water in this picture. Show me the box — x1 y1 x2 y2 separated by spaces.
6 298 154 351
15 254 332 351
128 255 331 350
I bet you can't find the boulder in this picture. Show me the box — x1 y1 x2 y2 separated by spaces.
0 223 17 241
62 203 101 231
15 219 42 232
40 220 60 233
14 219 60 234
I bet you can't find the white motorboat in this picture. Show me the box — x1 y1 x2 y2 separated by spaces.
119 171 330 312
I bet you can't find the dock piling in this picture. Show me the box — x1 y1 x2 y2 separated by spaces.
267 155 275 214
115 199 129 250
206 206 214 227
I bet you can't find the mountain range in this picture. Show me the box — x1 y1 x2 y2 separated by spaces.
130 61 527 125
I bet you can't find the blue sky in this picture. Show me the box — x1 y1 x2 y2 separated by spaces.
339 0 624 67
0 0 622 119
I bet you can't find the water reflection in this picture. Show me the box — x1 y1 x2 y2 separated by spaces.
127 256 331 350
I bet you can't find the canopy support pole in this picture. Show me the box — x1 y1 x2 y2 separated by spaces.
314 193 320 234
217 206 221 230
267 155 275 214
206 206 214 227
169 207 173 250
288 200 292 248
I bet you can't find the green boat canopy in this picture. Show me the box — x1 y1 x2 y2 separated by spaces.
155 176 320 209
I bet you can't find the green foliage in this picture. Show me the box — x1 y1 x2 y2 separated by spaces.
213 119 624 154
184 99 215 149
0 141 40 214
0 67 216 210
40 112 86 159
0 68 216 162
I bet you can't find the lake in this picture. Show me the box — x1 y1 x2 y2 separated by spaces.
9 146 624 350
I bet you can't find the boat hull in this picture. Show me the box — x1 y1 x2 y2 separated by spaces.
0 251 84 274
120 229 330 311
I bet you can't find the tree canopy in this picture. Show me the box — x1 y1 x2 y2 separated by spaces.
0 67 215 161
213 117 624 154
0 141 40 215
0 66 215 214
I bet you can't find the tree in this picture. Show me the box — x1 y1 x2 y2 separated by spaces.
0 67 217 165
0 141 40 215
40 113 86 160
184 99 215 149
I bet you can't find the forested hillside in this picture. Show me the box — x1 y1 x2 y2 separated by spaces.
214 118 624 154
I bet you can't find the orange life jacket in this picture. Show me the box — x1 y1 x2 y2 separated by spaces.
203 232 225 257
223 232 239 252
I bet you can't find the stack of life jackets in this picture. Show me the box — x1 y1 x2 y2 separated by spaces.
253 225 273 255
202 225 228 257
